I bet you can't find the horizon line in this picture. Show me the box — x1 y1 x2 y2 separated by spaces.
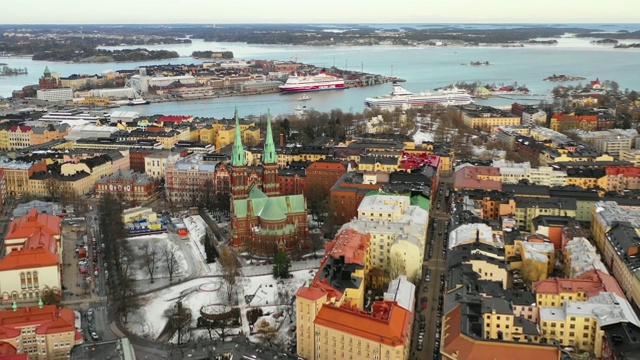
1 21 638 26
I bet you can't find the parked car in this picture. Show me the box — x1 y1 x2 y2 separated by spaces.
90 331 99 341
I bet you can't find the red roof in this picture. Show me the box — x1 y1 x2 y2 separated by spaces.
0 342 18 356
533 269 624 299
0 306 75 336
24 230 56 254
314 301 411 347
307 161 347 172
158 115 192 124
8 126 31 133
399 152 440 170
453 165 502 191
0 247 59 271
605 165 640 177
5 209 61 241
0 327 20 341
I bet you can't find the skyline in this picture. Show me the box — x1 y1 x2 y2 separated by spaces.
3 0 639 25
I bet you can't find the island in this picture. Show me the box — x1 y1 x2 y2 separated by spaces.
32 48 180 63
543 74 587 82
0 65 28 76
192 51 234 59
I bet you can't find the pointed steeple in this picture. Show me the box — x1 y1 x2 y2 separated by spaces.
231 107 246 167
44 66 50 75
263 110 277 164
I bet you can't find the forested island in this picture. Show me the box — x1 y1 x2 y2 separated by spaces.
0 65 28 76
1 24 640 55
31 48 179 63
191 51 234 59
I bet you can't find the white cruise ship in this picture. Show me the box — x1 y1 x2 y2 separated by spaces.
364 83 473 108
279 70 345 93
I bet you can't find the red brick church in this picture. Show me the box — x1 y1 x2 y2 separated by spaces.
229 109 309 256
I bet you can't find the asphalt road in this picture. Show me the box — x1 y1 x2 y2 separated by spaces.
410 179 453 360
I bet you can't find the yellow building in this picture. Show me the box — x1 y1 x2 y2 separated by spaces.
210 119 260 150
0 127 10 149
296 229 415 360
459 105 521 133
156 128 191 149
619 149 640 166
514 197 577 230
538 292 639 357
0 304 83 359
70 97 111 106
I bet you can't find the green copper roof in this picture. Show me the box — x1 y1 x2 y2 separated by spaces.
411 195 431 212
44 66 50 74
231 107 246 166
233 187 307 220
262 110 277 164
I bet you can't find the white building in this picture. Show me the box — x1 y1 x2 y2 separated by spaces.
564 237 608 278
65 123 119 141
144 151 183 179
383 275 416 313
90 87 138 99
448 223 499 249
36 88 73 102
341 195 428 282
493 160 567 187
108 111 140 122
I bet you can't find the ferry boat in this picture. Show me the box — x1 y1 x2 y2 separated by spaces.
128 98 150 106
298 94 311 101
279 70 345 93
364 83 473 108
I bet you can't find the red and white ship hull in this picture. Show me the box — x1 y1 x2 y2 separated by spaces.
279 83 345 92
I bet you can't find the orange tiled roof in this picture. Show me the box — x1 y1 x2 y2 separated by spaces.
295 287 327 301
23 230 56 254
0 306 75 335
0 247 59 271
5 209 60 241
444 304 559 360
314 301 410 347
533 269 624 299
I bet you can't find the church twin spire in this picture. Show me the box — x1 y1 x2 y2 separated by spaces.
231 107 277 166
262 110 277 165
231 107 246 167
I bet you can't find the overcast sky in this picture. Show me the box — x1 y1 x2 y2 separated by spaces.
3 0 638 24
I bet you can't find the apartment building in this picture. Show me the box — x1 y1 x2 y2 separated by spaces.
95 169 159 202
0 304 83 359
329 172 384 226
296 229 414 360
0 159 48 197
457 105 521 133
493 160 567 187
514 197 577 230
304 160 347 197
619 149 640 166
144 150 183 179
538 292 639 357
563 237 608 278
590 201 640 309
36 88 73 102
165 153 218 205
341 195 428 282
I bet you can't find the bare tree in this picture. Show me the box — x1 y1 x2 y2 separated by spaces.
44 178 61 201
388 252 406 280
162 245 180 282
143 242 158 283
164 302 192 345
255 319 278 348
219 246 239 304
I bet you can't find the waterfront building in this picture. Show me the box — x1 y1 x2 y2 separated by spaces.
36 88 73 102
0 304 83 358
229 109 308 256
38 66 60 89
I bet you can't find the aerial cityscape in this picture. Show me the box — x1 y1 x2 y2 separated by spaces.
0 3 640 360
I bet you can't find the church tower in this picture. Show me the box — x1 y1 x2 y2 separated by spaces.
230 108 248 200
261 110 280 196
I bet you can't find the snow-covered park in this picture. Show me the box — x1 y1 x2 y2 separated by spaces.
126 233 189 282
125 268 316 344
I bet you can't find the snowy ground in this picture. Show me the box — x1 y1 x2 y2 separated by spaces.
126 269 317 344
413 129 434 144
126 233 189 282
183 215 221 276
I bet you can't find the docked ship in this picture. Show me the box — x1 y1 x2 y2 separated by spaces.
279 70 345 93
364 83 473 108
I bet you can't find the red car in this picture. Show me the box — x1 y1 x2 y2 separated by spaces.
421 296 428 309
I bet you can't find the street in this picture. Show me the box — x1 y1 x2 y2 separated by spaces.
411 178 453 360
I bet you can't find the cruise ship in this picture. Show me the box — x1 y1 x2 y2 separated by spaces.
279 70 345 93
364 83 473 108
